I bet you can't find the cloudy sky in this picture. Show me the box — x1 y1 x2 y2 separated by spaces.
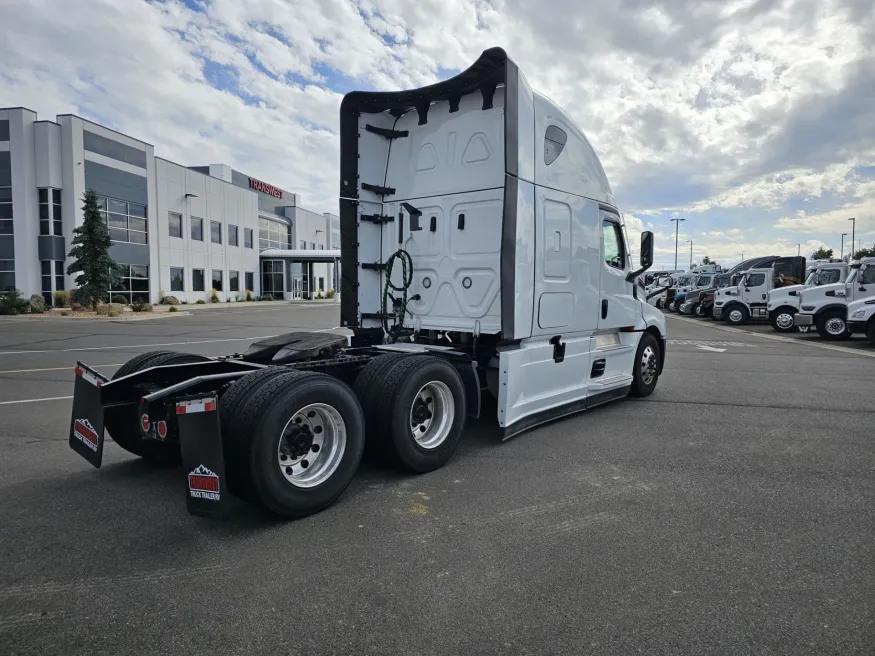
2 0 874 268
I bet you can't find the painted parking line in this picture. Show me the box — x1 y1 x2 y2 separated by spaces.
0 396 73 406
665 314 875 358
0 363 123 375
0 335 280 357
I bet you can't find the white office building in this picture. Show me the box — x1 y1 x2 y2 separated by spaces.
0 107 340 305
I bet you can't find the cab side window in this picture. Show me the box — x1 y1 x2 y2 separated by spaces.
746 273 766 287
860 267 875 285
602 220 626 270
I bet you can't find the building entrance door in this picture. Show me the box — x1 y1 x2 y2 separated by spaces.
292 277 303 300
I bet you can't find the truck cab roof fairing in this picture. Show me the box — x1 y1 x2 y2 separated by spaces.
340 47 513 201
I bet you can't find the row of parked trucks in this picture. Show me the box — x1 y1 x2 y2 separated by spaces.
645 255 875 343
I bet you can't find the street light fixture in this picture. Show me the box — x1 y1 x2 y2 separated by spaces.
848 217 856 259
670 218 685 270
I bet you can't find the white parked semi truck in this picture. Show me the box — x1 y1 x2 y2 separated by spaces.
713 256 806 325
848 296 875 345
794 257 875 340
66 48 666 520
766 261 848 333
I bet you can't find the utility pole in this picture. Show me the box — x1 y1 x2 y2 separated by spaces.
797 244 801 256
670 218 685 270
848 217 856 259
841 233 847 259
688 240 693 268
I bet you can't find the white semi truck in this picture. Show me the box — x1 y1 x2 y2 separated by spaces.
794 257 875 339
64 48 666 520
766 261 848 333
713 256 807 325
848 296 875 345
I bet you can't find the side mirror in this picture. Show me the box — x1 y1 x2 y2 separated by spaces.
626 231 654 283
640 231 654 269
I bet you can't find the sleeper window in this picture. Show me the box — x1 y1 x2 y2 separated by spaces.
544 125 567 165
602 220 626 270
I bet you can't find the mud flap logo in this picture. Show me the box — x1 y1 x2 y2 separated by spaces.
73 418 99 452
188 465 220 501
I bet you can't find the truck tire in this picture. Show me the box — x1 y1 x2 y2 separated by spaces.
688 302 700 317
725 305 749 326
769 307 797 333
352 352 407 445
372 355 467 474
230 371 365 518
815 310 850 340
629 333 660 398
104 351 210 465
695 304 705 317
867 320 875 346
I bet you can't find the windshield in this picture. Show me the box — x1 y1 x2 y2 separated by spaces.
814 269 845 285
657 276 672 286
845 266 860 284
677 276 695 287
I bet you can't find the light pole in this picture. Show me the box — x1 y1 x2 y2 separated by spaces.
848 217 856 259
670 218 685 270
687 240 693 268
840 233 847 259
797 244 801 256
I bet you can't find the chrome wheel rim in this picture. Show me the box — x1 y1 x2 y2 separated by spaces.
640 345 658 386
776 313 794 330
409 381 454 449
277 403 346 488
695 305 704 316
825 318 846 335
729 309 743 323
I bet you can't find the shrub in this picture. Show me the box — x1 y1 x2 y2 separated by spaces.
60 310 70 317
196 299 206 305
168 305 179 313
162 295 180 306
54 290 71 308
226 298 231 303
107 308 122 318
30 295 47 314
181 300 188 305
262 293 275 302
97 303 125 316
131 300 152 313
71 302 85 312
111 295 128 305
210 288 220 303
0 290 31 315
246 290 253 302
326 288 336 298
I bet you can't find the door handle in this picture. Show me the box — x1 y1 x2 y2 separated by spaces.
601 299 608 319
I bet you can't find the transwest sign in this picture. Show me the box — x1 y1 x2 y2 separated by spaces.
249 177 283 198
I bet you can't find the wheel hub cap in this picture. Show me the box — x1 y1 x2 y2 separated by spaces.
776 313 794 329
277 403 346 488
826 318 845 335
729 310 742 322
410 381 455 450
641 346 657 386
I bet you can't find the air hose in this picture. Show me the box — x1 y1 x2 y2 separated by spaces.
382 248 419 342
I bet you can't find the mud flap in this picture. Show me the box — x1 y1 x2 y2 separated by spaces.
176 395 230 520
69 363 108 468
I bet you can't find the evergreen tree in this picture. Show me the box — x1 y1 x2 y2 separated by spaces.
811 246 834 260
853 246 875 259
701 256 714 265
66 190 121 309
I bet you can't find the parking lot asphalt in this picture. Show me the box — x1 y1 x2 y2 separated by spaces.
0 307 872 655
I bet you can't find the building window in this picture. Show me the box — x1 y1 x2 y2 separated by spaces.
318 244 324 250
318 277 325 291
228 224 239 247
229 270 239 292
0 259 14 291
245 271 254 293
193 268 205 292
310 242 315 250
329 215 340 249
55 261 64 292
0 151 10 187
258 218 291 250
210 220 222 244
191 216 204 241
244 228 253 249
168 212 182 238
96 195 148 244
0 220 11 235
110 264 150 304
299 240 306 250
261 260 284 299
211 269 223 292
170 267 184 292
